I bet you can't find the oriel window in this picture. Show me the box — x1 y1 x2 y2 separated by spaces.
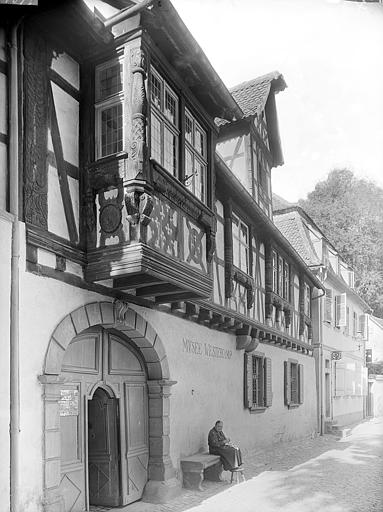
149 66 179 176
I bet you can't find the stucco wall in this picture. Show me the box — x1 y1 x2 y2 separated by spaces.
133 305 318 476
17 260 110 511
0 213 12 512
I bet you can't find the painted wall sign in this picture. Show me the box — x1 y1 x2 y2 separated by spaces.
182 337 232 359
59 388 79 416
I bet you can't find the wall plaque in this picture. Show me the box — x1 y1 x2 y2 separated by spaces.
59 389 79 416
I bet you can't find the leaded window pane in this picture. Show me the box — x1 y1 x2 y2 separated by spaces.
195 125 206 156
163 126 177 176
99 63 122 100
165 89 177 125
150 72 162 110
185 113 193 144
101 104 123 157
150 113 162 164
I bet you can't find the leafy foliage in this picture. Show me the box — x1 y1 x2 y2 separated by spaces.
298 169 383 317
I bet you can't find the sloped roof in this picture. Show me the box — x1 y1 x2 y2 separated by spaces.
230 71 286 117
272 193 296 211
371 315 383 328
273 210 321 267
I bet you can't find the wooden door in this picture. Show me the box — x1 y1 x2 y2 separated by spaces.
88 388 121 507
107 335 149 505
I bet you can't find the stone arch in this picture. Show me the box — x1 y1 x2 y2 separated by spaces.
44 300 169 379
39 300 179 512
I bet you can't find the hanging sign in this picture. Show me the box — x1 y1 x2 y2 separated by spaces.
59 389 79 416
331 351 342 360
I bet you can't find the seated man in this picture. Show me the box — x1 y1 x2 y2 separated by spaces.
208 420 242 471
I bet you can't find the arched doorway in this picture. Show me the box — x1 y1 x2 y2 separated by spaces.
40 301 179 512
59 327 148 511
88 387 120 507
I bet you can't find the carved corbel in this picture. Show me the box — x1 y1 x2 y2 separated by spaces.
245 338 259 352
125 190 153 226
114 299 130 323
236 335 252 351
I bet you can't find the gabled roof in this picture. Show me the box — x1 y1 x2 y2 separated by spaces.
273 209 321 267
230 71 286 118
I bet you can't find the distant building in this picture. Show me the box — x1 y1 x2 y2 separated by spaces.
273 202 371 433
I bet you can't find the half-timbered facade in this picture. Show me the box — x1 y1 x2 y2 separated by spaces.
1 2 325 511
273 200 371 433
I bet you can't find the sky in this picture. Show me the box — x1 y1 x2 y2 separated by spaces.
170 0 383 202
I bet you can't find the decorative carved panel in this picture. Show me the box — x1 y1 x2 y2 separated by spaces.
24 28 49 228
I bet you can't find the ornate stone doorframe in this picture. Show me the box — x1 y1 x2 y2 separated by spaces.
39 300 179 512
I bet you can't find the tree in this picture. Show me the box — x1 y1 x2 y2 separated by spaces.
298 169 383 317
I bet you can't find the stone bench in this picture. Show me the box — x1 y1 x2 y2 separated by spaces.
180 453 223 491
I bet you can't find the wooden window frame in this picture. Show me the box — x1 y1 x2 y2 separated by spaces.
271 249 291 302
232 213 250 275
184 108 207 202
284 359 304 408
94 55 124 160
244 352 272 411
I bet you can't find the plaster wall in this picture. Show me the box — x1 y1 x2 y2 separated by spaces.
368 318 383 362
370 377 383 417
0 213 12 512
332 396 364 426
17 250 110 511
132 305 317 476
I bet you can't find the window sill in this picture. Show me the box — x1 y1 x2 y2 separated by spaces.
287 403 300 409
249 406 267 414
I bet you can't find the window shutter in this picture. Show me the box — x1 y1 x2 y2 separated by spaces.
325 288 333 323
298 364 304 404
359 314 368 339
284 361 291 406
335 293 347 327
264 357 272 407
244 353 253 409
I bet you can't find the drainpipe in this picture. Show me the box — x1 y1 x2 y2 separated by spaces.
9 18 22 512
312 287 325 435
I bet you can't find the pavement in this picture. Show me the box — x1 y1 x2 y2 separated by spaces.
93 417 383 512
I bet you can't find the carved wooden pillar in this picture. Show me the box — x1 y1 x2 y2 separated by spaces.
24 28 49 228
143 379 181 503
38 374 66 512
126 46 148 183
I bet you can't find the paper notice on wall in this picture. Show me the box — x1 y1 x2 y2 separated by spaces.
59 389 79 416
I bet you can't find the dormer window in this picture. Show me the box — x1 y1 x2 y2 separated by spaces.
150 66 179 176
95 56 124 159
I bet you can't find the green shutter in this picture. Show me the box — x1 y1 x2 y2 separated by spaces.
244 353 253 409
264 357 272 407
298 364 304 404
284 361 291 406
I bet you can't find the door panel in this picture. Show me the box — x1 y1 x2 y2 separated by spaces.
124 382 149 504
88 388 120 507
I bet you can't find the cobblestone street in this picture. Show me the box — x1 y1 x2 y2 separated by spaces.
116 417 383 512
